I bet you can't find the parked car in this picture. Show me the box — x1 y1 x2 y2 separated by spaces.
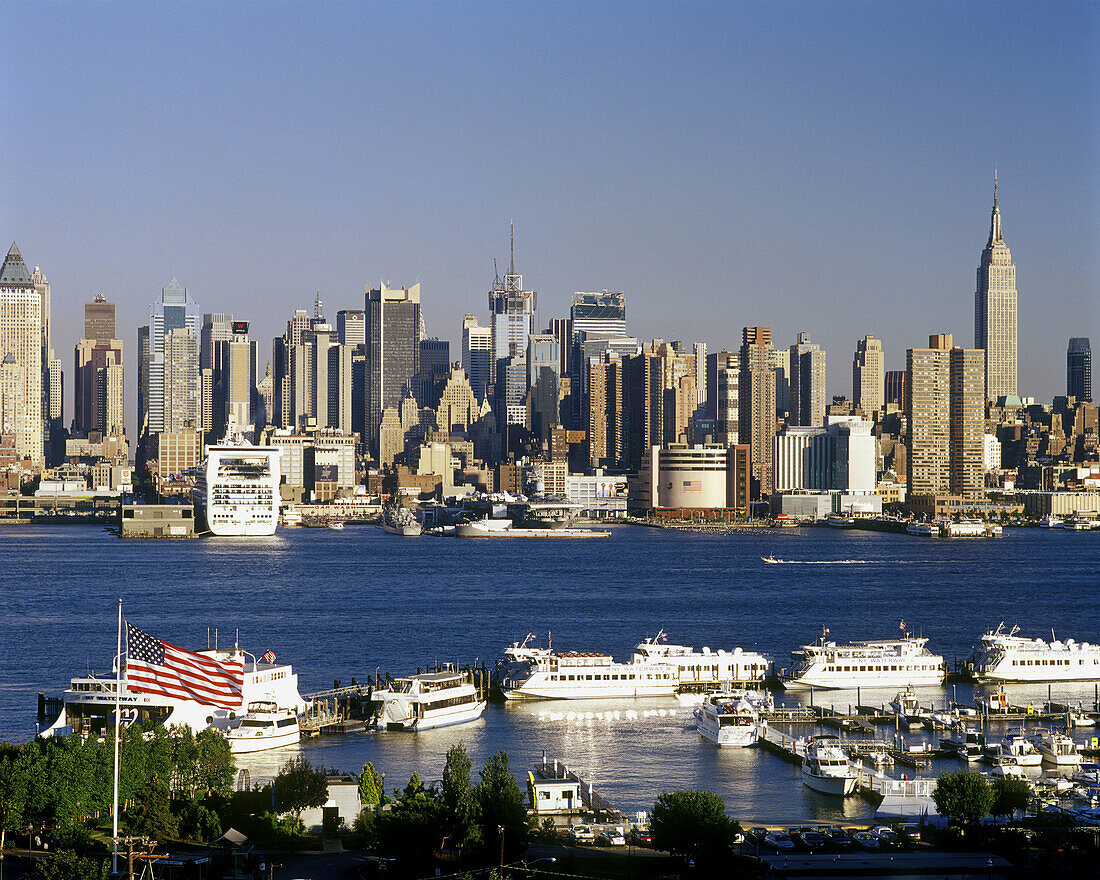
795 831 826 851
569 825 596 844
895 822 921 842
748 826 770 843
764 832 796 852
823 827 854 850
597 829 626 846
852 831 881 851
872 826 901 847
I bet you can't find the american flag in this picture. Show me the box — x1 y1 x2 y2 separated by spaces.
262 650 277 664
125 623 243 711
899 619 907 631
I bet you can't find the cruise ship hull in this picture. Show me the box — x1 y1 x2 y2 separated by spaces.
193 444 282 538
503 680 676 700
782 670 943 690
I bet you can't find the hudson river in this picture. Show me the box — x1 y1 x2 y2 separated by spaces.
3 524 1098 823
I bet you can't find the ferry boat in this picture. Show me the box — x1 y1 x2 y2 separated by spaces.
500 634 678 700
281 508 303 527
1031 729 1082 767
224 701 300 753
941 518 991 537
40 643 306 738
1039 515 1063 529
801 735 859 796
632 630 769 687
780 628 944 690
1064 514 1099 531
372 670 486 730
905 521 936 536
968 623 1100 682
693 692 762 747
192 442 281 537
824 514 857 528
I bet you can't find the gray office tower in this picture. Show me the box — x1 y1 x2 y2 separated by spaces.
1068 338 1092 402
365 282 421 455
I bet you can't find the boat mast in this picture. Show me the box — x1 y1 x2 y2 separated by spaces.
111 599 122 877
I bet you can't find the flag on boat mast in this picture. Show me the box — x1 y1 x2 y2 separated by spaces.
262 650 277 664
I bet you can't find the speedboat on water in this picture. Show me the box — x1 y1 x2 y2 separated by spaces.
761 555 780 564
372 670 485 730
802 735 859 796
1032 729 1082 767
224 701 300 753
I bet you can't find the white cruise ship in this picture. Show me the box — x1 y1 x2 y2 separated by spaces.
780 628 944 690
372 670 486 730
40 644 306 738
192 442 281 537
501 634 678 700
969 624 1100 682
632 630 769 686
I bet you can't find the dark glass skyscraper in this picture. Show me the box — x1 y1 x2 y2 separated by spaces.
365 282 421 455
1068 338 1092 402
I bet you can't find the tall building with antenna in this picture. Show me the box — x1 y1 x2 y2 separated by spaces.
974 172 1017 401
489 222 536 430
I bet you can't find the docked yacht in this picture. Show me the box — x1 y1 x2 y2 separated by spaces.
1064 514 1099 531
906 521 936 536
942 728 985 763
780 629 944 690
890 687 928 730
224 702 300 753
1032 729 1082 767
824 514 857 528
989 729 1043 766
968 623 1100 682
192 442 281 537
372 670 486 730
693 692 763 747
632 630 769 687
801 736 859 796
1039 515 1063 529
501 634 678 700
40 641 306 738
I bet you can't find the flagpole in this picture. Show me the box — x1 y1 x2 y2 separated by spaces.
111 599 122 878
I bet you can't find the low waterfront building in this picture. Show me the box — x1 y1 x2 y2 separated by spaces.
1023 490 1100 518
120 504 195 538
628 443 751 516
770 490 882 520
566 470 628 519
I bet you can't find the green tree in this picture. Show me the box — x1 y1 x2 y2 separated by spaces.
358 761 385 807
273 756 329 820
650 790 738 865
0 743 32 854
441 744 482 854
374 772 442 864
29 848 107 880
932 770 994 830
476 751 530 862
991 776 1031 821
192 728 235 795
126 773 179 842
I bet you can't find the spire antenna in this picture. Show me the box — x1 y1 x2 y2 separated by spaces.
994 167 998 207
509 219 515 276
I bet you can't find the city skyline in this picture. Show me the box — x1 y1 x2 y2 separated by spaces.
2 3 1096 440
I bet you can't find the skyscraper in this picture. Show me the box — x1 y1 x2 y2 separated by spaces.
75 295 124 437
852 335 885 416
974 173 1016 401
706 350 739 446
416 338 451 410
1068 338 1092 402
337 309 366 347
0 243 44 465
789 332 826 427
462 314 492 403
212 320 257 437
738 326 776 499
527 333 560 445
365 281 421 455
489 226 536 430
906 334 984 499
138 280 199 467
569 291 627 429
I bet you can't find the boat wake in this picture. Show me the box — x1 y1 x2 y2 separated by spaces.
762 558 899 565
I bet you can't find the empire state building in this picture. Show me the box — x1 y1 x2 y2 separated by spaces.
974 174 1017 401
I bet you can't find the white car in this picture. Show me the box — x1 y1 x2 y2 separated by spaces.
569 824 596 844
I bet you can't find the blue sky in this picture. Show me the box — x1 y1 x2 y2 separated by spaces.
2 1 1096 434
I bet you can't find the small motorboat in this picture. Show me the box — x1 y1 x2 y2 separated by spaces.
761 555 780 564
225 701 300 753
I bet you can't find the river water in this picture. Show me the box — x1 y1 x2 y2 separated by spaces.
2 523 1098 823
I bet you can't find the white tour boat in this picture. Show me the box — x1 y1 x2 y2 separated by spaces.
1031 729 1082 767
454 518 514 537
372 670 486 730
501 634 678 700
192 442 282 537
1039 515 1063 529
801 735 859 796
780 628 944 690
224 701 300 753
906 521 937 536
632 630 769 687
41 643 306 738
693 692 763 747
281 508 303 527
968 623 1100 682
